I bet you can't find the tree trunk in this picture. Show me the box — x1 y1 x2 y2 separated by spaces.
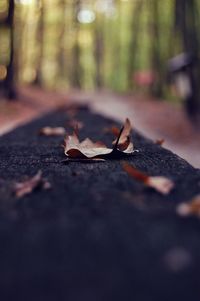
33 0 44 86
94 15 104 89
150 0 163 97
71 0 82 89
4 0 16 99
175 0 200 119
128 0 143 89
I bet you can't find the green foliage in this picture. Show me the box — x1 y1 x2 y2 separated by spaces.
0 0 199 104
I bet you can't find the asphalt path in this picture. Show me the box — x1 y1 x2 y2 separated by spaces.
0 106 200 301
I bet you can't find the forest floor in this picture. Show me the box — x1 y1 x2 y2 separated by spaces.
0 85 199 167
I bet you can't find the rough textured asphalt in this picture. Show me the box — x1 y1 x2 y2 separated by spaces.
0 106 200 301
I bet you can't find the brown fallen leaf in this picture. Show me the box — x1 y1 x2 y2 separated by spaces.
176 195 200 217
112 118 134 152
122 162 174 195
67 120 84 130
103 125 120 137
64 118 137 160
39 127 66 136
155 139 165 146
65 104 88 118
66 109 77 118
13 171 51 198
64 132 112 159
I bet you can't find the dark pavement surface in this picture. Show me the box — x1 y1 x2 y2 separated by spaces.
0 106 200 301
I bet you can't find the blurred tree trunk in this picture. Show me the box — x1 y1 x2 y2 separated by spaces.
94 15 104 89
150 0 163 97
58 0 67 81
175 0 200 119
128 0 143 89
4 0 16 99
34 0 44 86
71 0 82 89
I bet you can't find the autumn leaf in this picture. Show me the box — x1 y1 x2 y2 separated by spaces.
67 120 84 130
122 162 174 195
147 176 174 195
112 118 134 152
39 126 66 136
64 131 113 159
64 118 137 160
103 125 120 137
65 104 88 118
176 195 200 218
155 139 165 146
110 126 121 137
13 171 51 198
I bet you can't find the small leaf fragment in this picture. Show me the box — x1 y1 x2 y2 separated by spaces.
39 127 66 136
67 120 84 130
13 171 51 198
103 125 120 137
155 139 165 146
122 162 149 183
122 162 174 195
176 195 200 217
147 176 174 195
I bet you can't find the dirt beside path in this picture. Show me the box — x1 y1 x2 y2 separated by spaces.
0 87 67 135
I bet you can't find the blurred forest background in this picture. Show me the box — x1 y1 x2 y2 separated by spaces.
0 0 200 117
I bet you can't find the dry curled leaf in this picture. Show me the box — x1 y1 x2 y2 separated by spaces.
103 125 120 137
13 171 51 198
67 120 84 130
64 118 137 160
64 132 112 159
122 162 174 195
39 127 66 136
176 195 200 217
155 139 165 146
65 104 88 118
112 118 134 152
